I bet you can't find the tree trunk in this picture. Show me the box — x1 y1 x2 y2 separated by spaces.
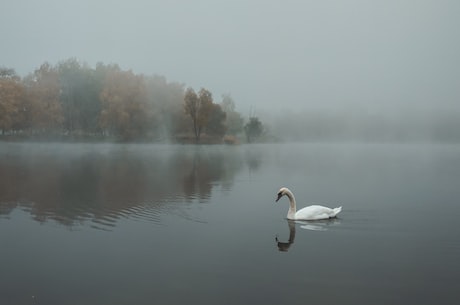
193 119 199 142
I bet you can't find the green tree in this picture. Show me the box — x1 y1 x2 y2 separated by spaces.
244 116 263 143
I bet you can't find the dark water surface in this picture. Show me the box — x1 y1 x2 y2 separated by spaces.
1 142 459 305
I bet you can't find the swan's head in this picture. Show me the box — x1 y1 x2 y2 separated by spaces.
276 187 290 202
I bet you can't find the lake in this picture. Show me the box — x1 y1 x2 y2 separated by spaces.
1 142 459 305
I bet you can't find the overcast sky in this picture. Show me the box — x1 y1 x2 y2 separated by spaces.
2 0 459 114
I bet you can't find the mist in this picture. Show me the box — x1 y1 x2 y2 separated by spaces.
267 107 460 143
2 0 459 117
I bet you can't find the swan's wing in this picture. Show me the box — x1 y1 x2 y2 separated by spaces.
295 205 338 220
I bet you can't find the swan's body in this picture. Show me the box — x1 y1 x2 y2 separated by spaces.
276 187 342 220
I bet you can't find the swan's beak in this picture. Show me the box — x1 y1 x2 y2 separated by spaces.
276 193 282 202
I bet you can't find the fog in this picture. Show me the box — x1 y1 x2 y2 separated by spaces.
2 0 459 113
267 106 460 142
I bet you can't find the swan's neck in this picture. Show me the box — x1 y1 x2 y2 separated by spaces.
285 191 297 220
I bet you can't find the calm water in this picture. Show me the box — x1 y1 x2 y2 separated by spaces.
1 142 459 305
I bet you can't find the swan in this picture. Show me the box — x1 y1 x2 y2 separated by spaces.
275 187 342 220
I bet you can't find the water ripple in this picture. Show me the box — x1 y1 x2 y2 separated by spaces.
0 197 206 231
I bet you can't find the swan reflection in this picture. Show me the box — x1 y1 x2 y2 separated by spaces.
276 218 341 252
276 220 296 252
298 218 341 231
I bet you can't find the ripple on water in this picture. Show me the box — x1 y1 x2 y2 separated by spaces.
0 197 199 231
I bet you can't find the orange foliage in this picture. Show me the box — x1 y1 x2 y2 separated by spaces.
0 70 25 132
99 68 152 140
24 63 63 131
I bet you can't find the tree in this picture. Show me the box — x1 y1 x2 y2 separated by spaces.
184 87 213 142
184 87 199 140
23 63 63 132
205 103 227 137
144 75 187 139
221 93 243 135
0 68 19 80
99 68 152 140
0 68 25 133
57 58 102 134
244 116 263 143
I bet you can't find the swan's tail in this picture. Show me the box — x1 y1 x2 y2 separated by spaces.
332 206 342 217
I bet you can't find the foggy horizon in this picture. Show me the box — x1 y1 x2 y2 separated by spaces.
2 0 459 114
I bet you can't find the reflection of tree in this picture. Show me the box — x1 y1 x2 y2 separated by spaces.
245 148 263 172
182 147 237 201
0 144 259 228
183 149 211 201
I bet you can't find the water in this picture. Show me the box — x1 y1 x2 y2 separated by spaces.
1 142 459 305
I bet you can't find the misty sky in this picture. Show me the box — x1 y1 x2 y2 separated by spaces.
1 0 459 113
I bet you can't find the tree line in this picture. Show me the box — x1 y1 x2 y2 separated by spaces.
0 58 264 143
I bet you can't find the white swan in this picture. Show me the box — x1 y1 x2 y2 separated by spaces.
276 187 342 220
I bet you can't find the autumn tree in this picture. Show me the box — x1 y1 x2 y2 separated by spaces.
244 116 264 143
184 87 213 142
99 68 152 140
0 68 25 134
1 60 239 142
23 63 63 132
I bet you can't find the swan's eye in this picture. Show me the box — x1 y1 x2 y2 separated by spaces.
277 192 282 196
